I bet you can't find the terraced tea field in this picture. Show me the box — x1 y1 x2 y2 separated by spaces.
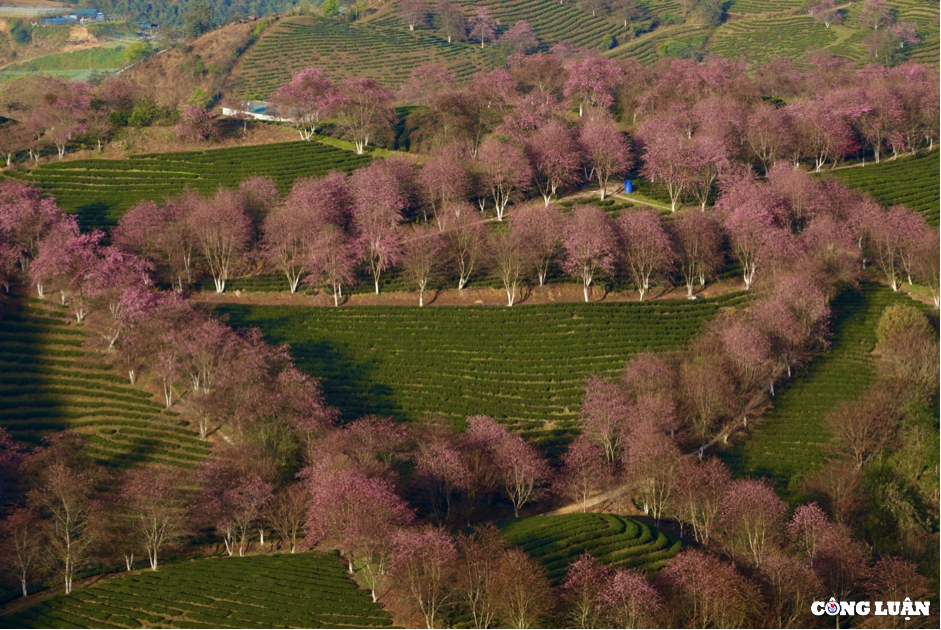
4 140 371 230
0 298 208 471
828 152 940 226
0 553 393 629
218 293 746 456
720 284 937 496
708 14 839 64
501 513 681 584
231 17 491 97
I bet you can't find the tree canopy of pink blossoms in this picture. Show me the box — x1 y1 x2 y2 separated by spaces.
562 205 618 302
186 188 252 293
580 117 633 200
618 209 673 301
271 67 338 140
564 56 624 117
468 8 500 47
352 162 406 294
476 137 533 221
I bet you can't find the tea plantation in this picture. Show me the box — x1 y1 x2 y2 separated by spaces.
0 553 393 629
501 513 681 584
0 298 209 471
828 151 940 226
720 283 937 496
4 141 371 230
218 293 746 456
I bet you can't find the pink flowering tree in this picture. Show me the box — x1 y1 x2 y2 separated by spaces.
390 527 457 627
511 203 561 287
305 225 357 306
562 205 618 302
723 203 781 290
579 117 633 200
673 458 730 545
196 461 273 557
658 550 762 628
673 210 723 298
562 553 611 628
352 163 406 294
601 569 661 628
436 1 466 43
717 479 787 567
419 148 470 227
527 120 581 205
501 20 539 56
556 434 610 512
398 63 457 107
468 8 500 47
0 181 63 270
186 189 252 293
400 225 445 306
618 210 673 301
399 0 429 31
271 67 337 140
0 505 43 597
563 56 624 117
334 78 396 154
493 427 551 517
491 229 525 306
579 376 631 463
175 105 216 143
118 468 186 570
639 118 699 212
476 137 533 221
443 205 488 290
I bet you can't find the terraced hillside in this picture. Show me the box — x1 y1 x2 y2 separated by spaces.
5 140 371 230
501 513 681 584
720 284 936 496
218 293 746 456
231 17 491 98
0 553 393 629
708 14 839 64
371 0 622 50
0 298 208 471
828 151 940 226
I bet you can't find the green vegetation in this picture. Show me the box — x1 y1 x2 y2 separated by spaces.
0 298 209 470
828 152 940 226
0 44 129 82
232 17 491 97
5 140 371 230
720 283 936 496
500 513 681 584
708 15 838 64
0 553 393 629
218 293 746 456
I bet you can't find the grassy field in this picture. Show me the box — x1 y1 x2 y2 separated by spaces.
500 513 681 584
0 298 209 471
217 293 746 456
4 140 371 230
827 151 940 226
0 43 128 83
719 283 937 496
0 553 393 629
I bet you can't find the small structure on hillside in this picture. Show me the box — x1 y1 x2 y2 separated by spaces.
221 100 291 123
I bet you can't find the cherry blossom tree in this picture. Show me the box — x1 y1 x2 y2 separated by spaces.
476 137 533 221
562 553 610 628
491 229 524 306
787 99 855 171
36 81 90 160
724 203 783 290
562 205 618 302
579 117 633 200
673 457 730 545
491 548 554 628
455 525 507 629
271 67 338 140
334 78 395 154
186 189 251 293
913 228 940 308
265 484 308 554
679 354 734 441
443 205 488 290
808 0 842 29
399 0 429 31
639 119 699 212
493 426 551 517
601 569 661 629
435 1 466 43
501 21 539 56
563 56 624 117
113 196 196 291
826 390 897 470
468 8 500 47
621 419 682 523
419 147 470 227
658 551 762 628
718 479 787 567
262 198 323 293
556 434 610 511
672 210 722 298
0 505 43 597
118 468 186 570
617 210 673 301
389 527 456 628
527 120 581 205
511 203 561 286
306 225 357 306
352 162 406 293
174 105 216 143
401 226 445 307
579 376 630 463
744 104 793 175
398 63 457 107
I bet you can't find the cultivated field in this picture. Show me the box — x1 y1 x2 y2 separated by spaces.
501 513 681 584
720 283 937 496
218 293 747 456
0 298 208 471
5 140 371 230
0 553 393 629
828 151 940 226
